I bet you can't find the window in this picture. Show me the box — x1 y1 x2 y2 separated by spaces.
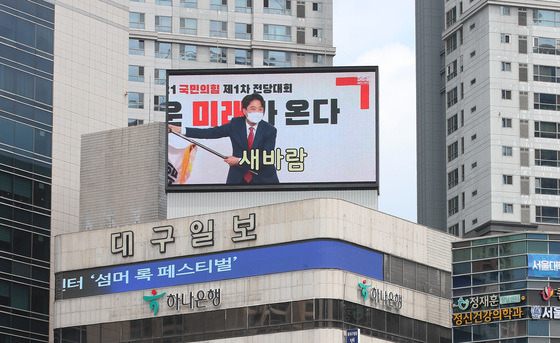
535 121 560 138
210 47 227 63
128 92 144 109
129 39 144 55
180 0 196 7
448 224 459 236
448 169 459 189
533 9 560 27
537 206 560 223
154 95 166 111
156 0 171 5
446 7 457 28
447 87 458 108
448 196 459 217
154 69 166 85
470 50 476 57
502 146 513 156
471 134 476 140
155 16 172 32
211 0 227 10
472 218 478 225
461 192 465 209
460 110 464 127
470 106 476 113
312 54 323 64
235 0 252 13
500 6 510 15
263 50 291 67
179 44 196 61
536 178 560 195
446 33 458 54
264 24 291 41
501 34 510 43
447 114 458 135
264 0 291 15
128 65 144 82
503 175 513 185
461 164 465 181
502 90 512 99
312 28 322 38
312 2 322 11
536 149 560 167
210 21 227 37
501 62 511 71
128 119 144 126
235 23 252 39
180 18 197 35
234 49 252 65
155 42 172 59
472 190 477 197
502 118 512 128
448 141 458 162
472 162 477 168
503 203 513 213
470 23 475 30
533 37 557 55
129 12 145 29
461 137 464 154
470 78 476 85
447 60 458 81
534 93 560 111
534 65 559 83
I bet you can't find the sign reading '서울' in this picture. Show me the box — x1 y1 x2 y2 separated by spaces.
528 254 560 277
166 66 378 191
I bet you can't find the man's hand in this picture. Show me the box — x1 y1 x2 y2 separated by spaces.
168 124 181 134
224 156 240 166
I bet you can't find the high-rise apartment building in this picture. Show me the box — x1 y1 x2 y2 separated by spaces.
417 0 560 238
0 0 128 341
126 0 335 125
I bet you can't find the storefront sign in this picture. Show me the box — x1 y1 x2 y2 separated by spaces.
531 306 560 320
142 288 221 316
453 293 524 311
358 280 402 309
528 254 560 277
56 240 383 300
346 329 360 343
452 307 523 326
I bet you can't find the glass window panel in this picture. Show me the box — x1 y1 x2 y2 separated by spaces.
500 268 526 282
501 318 527 337
551 242 560 254
13 229 31 256
34 129 52 156
32 234 49 261
293 299 313 322
500 241 527 256
11 282 30 310
472 323 499 341
500 256 527 269
0 117 15 146
14 122 33 151
453 248 471 262
390 256 403 286
180 44 197 61
472 271 498 285
472 237 499 246
500 234 526 242
472 259 498 273
528 241 548 253
428 267 441 296
403 260 416 289
269 302 291 325
528 320 549 336
248 304 269 327
454 325 472 342
454 275 471 288
203 310 224 332
417 264 428 293
472 245 498 259
386 312 399 334
102 321 122 341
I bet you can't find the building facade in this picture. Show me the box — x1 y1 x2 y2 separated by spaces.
126 0 336 125
54 199 454 342
417 0 560 237
0 0 128 341
452 232 560 342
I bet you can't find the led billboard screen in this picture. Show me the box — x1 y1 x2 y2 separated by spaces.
166 66 378 191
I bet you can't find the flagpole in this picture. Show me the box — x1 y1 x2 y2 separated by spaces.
170 131 258 175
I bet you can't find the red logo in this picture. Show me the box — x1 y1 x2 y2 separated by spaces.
542 286 554 300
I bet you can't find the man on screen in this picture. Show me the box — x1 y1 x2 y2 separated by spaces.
169 93 279 184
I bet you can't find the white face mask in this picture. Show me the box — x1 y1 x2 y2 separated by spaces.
246 112 264 124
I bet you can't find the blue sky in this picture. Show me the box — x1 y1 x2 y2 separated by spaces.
333 0 417 223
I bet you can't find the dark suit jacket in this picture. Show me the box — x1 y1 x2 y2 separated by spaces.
184 116 280 184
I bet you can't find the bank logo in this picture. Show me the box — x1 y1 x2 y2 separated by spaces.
143 289 166 315
358 280 372 301
542 286 554 301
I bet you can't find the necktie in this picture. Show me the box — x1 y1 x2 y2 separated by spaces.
244 127 254 183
